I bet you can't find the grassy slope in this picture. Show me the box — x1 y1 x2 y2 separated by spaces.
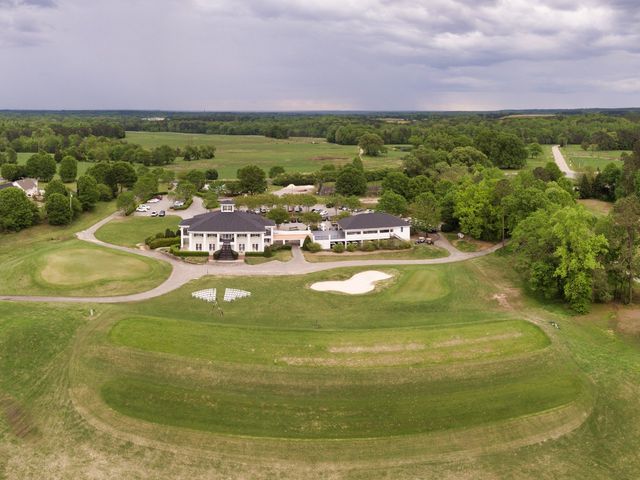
2 256 640 477
0 202 171 296
94 215 181 248
125 131 407 178
244 249 293 265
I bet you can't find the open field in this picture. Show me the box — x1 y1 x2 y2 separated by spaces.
125 131 408 178
94 215 181 248
561 145 627 172
578 199 614 217
0 202 171 296
525 144 554 170
303 245 449 262
3 254 640 477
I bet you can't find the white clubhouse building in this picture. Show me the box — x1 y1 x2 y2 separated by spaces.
179 200 411 255
179 200 276 253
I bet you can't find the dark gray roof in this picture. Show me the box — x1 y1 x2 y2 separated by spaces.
180 211 274 232
0 183 15 191
337 213 409 230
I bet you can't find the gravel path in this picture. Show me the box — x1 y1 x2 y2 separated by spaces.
1 214 503 304
552 145 578 179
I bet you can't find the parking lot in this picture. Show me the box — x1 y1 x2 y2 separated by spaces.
133 196 207 219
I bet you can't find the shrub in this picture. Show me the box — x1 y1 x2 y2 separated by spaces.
360 241 378 252
306 242 322 253
302 235 313 251
332 243 345 253
148 237 180 249
346 243 358 252
169 245 209 257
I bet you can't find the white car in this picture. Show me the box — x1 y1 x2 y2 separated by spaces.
136 205 150 212
173 201 185 208
147 198 160 203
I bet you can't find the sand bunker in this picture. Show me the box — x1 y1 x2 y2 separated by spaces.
310 270 392 295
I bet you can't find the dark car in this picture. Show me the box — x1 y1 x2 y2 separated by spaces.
158 210 166 217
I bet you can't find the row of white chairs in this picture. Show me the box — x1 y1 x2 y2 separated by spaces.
191 288 251 303
223 288 251 302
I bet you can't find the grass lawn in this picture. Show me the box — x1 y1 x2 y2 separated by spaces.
0 202 171 296
125 131 408 178
578 199 614 217
94 215 181 248
303 245 448 262
561 144 627 172
525 144 555 170
244 249 292 265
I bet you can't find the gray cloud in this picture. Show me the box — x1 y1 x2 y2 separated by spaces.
0 0 638 109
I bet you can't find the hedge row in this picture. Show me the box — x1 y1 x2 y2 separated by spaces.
147 237 180 249
169 245 209 257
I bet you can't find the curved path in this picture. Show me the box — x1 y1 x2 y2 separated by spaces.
0 214 502 304
552 145 578 179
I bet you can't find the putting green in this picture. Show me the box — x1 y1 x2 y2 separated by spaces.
387 268 449 302
40 248 152 286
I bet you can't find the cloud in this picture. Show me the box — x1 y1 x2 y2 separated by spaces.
0 0 56 47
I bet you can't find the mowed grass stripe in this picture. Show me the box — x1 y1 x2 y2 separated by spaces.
101 365 583 439
109 317 550 367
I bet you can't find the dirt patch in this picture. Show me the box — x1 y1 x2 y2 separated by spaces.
434 332 523 348
328 343 424 354
0 395 38 439
615 309 640 336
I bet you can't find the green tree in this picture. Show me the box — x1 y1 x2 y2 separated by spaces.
528 143 543 158
112 161 138 192
205 169 219 180
411 192 440 232
151 145 177 165
116 191 137 215
612 195 640 303
382 171 410 198
133 173 159 201
1 164 26 181
182 169 206 190
26 152 56 181
335 165 367 196
175 181 197 202
358 133 386 156
203 190 219 209
301 211 322 227
376 191 408 216
46 193 72 225
44 179 68 200
267 207 290 226
97 183 113 201
269 166 285 179
58 155 78 182
0 187 39 232
76 175 100 210
237 165 267 194
448 146 490 167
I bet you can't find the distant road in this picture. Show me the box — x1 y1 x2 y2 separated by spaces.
552 145 578 179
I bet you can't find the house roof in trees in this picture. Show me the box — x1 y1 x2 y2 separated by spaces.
180 211 275 233
13 178 38 191
337 213 410 230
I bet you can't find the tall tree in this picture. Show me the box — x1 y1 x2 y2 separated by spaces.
376 191 408 216
612 195 640 303
46 193 73 225
358 133 386 156
58 155 78 183
76 175 100 211
411 192 440 233
0 187 39 232
237 165 267 194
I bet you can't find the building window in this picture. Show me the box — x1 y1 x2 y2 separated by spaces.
379 229 390 233
209 244 215 251
195 243 202 251
193 233 203 238
348 231 361 235
363 230 378 234
252 243 259 251
400 227 404 232
238 244 245 252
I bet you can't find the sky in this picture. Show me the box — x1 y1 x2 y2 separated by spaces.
1 0 639 111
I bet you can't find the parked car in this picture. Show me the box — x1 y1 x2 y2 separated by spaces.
147 198 160 203
158 210 166 217
136 205 150 212
150 211 158 217
173 200 185 208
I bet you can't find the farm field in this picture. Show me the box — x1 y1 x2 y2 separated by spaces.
125 131 408 178
94 215 181 248
561 144 627 172
303 245 449 262
3 256 640 478
0 202 171 297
